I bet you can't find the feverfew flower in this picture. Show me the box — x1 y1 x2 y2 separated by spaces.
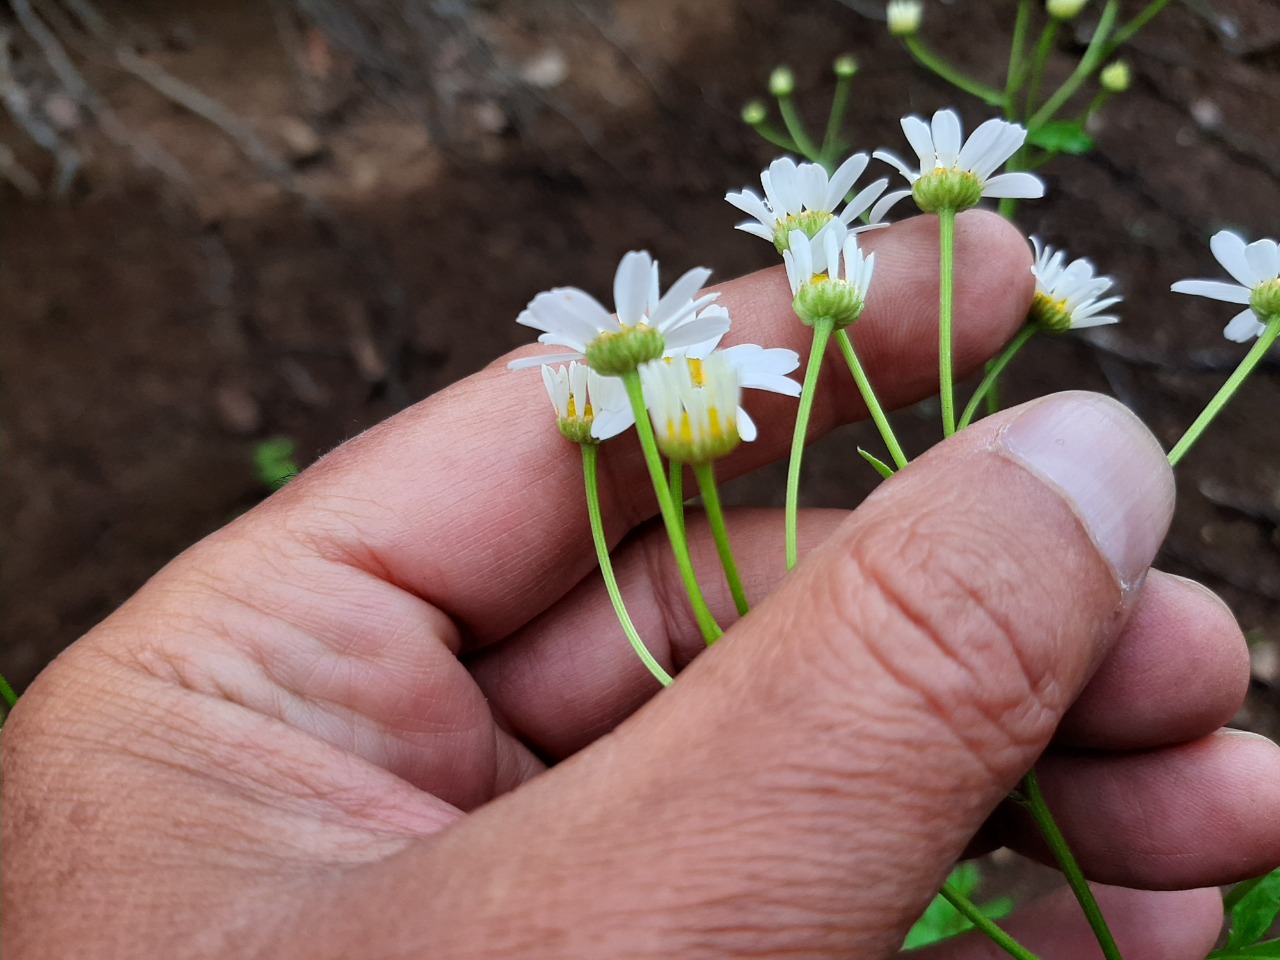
641 352 744 463
784 223 875 329
1172 230 1280 342
725 154 902 255
540 361 631 443
887 0 924 37
1028 237 1122 333
510 251 730 376
874 109 1045 213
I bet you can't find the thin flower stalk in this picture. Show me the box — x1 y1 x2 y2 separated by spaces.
833 329 908 469
582 443 673 687
693 462 749 617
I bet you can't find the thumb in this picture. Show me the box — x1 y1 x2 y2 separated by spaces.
311 391 1175 958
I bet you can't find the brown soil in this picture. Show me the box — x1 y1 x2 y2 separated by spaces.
2 0 1277 738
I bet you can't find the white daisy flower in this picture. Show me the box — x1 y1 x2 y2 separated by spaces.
1028 237 1122 333
597 339 801 442
640 351 744 463
540 361 631 444
783 222 876 329
725 153 905 255
509 250 730 376
1171 230 1280 343
873 109 1045 212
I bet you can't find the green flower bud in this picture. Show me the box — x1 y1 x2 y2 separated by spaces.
771 210 837 255
833 54 859 78
584 324 665 377
741 99 768 125
911 167 984 213
1251 278 1280 320
1099 61 1131 93
768 66 796 98
886 0 923 38
1046 0 1088 20
792 275 867 330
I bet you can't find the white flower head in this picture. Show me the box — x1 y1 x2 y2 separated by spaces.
1171 230 1280 343
874 109 1045 212
510 251 730 376
640 351 744 464
1028 237 1122 333
540 361 631 444
783 222 876 329
887 0 924 37
725 153 905 256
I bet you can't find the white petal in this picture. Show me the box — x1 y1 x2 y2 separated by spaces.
1170 279 1252 304
767 157 802 214
1223 308 1265 342
930 109 963 165
735 222 775 241
1210 230 1254 288
590 407 636 440
981 171 1045 199
679 330 725 359
971 122 1027 180
507 351 583 371
1244 238 1279 286
736 406 758 442
823 152 870 211
798 162 829 212
868 188 913 223
900 116 936 170
613 251 654 326
955 117 1003 172
663 312 731 350
725 188 773 225
839 178 889 224
1069 313 1120 329
650 266 713 330
872 149 919 183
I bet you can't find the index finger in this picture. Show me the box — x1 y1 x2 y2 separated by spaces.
259 211 1033 644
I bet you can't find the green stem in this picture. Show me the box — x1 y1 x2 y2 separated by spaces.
621 371 723 644
903 37 1004 107
1022 768 1123 960
670 459 685 541
0 671 17 708
1028 0 1120 130
746 116 800 154
834 329 908 469
938 884 1042 960
1004 0 1034 115
1167 314 1280 467
1025 20 1059 118
776 94 822 163
958 325 1037 430
938 207 958 437
1104 0 1174 57
786 317 835 570
820 72 854 170
582 444 673 686
693 462 749 618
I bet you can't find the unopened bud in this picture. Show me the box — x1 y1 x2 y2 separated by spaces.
833 55 859 79
1099 61 1131 93
886 0 924 37
741 100 768 125
1046 0 1088 20
768 66 796 98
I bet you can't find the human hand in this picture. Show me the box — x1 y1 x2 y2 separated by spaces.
4 212 1277 959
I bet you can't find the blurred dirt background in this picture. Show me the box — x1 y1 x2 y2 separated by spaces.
1 0 1277 747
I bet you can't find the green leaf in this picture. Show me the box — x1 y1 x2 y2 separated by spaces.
858 447 895 480
1228 869 1280 950
902 864 1012 950
1026 120 1096 156
253 437 300 491
1210 940 1280 959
